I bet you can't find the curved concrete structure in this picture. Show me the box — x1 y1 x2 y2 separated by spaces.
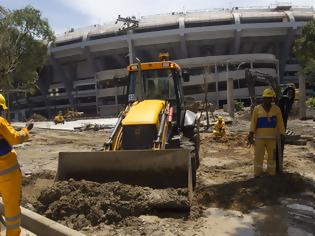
0 202 85 236
12 5 315 120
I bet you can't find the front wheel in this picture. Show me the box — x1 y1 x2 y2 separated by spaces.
181 138 197 189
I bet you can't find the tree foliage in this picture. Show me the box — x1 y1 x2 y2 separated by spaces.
294 19 315 84
0 5 54 91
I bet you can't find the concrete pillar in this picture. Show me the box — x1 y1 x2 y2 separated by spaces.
299 73 306 119
38 66 53 118
279 11 297 82
214 64 219 107
82 46 97 73
128 38 135 64
179 35 188 59
231 13 241 54
179 16 188 59
250 61 254 69
279 28 296 82
276 60 280 83
226 63 234 118
115 80 119 115
50 56 75 109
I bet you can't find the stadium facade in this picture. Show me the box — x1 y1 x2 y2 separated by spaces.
12 5 315 120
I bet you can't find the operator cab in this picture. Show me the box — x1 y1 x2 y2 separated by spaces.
128 69 176 100
127 59 188 105
127 54 189 132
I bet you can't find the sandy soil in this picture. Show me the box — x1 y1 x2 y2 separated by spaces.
16 116 315 236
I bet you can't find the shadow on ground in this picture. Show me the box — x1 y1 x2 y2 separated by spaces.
195 172 314 213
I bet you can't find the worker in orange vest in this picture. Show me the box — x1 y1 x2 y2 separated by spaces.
0 94 33 235
248 88 285 177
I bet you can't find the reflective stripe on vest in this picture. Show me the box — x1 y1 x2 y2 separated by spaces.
6 223 20 230
0 164 19 176
256 116 277 129
5 214 21 222
0 138 12 156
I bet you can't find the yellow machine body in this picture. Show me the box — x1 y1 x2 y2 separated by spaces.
122 100 165 126
127 61 181 72
56 57 194 206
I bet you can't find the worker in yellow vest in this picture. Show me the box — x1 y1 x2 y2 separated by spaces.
248 88 285 177
0 94 33 235
213 116 226 137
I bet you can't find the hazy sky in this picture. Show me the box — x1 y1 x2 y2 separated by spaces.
1 0 314 33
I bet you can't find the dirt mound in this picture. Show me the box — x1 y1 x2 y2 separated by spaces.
195 172 313 213
201 132 248 147
22 170 55 209
28 113 47 122
35 179 189 230
64 110 84 121
22 170 55 186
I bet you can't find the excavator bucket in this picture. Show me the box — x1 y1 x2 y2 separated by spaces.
56 149 192 192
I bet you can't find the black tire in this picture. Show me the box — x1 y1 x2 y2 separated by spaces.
182 123 200 168
193 125 200 169
181 137 197 189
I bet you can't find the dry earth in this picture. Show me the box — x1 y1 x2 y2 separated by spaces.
15 116 315 236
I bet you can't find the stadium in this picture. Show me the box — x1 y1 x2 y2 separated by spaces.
12 5 315 120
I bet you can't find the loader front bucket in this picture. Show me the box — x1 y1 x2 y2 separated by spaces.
56 149 192 190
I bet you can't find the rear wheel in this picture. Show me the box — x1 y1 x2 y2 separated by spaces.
181 137 197 188
193 125 200 168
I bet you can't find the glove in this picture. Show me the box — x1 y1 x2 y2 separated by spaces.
247 132 255 145
26 119 34 131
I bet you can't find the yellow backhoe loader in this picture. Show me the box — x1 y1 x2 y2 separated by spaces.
56 53 200 203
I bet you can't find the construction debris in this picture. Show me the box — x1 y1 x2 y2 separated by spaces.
74 123 114 131
186 100 215 113
29 113 47 122
284 132 314 146
64 111 84 121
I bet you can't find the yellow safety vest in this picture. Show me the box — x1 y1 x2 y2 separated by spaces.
250 104 285 139
0 117 29 176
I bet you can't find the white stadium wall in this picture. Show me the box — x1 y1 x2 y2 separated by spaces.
12 5 315 120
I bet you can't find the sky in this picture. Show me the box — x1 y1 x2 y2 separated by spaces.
1 0 314 34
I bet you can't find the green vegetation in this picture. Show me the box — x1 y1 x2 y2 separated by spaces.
0 5 54 91
306 97 315 108
294 19 315 85
234 100 244 112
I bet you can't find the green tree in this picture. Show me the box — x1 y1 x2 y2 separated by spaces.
0 5 54 92
294 19 315 84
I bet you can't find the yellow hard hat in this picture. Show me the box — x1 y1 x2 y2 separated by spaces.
262 88 276 98
218 116 224 121
0 94 8 110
